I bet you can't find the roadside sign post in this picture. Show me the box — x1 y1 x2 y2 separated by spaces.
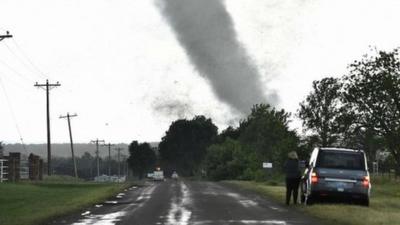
263 162 273 169
262 162 273 180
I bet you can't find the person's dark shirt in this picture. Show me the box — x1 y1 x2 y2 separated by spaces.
284 159 301 178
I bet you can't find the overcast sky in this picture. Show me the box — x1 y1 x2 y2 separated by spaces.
1 0 400 144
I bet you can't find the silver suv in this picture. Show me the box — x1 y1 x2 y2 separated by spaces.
300 147 371 206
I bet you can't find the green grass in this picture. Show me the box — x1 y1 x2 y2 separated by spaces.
227 176 400 225
0 178 130 225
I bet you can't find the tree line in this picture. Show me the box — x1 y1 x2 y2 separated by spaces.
51 152 128 179
298 49 400 174
128 48 400 180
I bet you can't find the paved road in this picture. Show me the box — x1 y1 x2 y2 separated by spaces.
49 180 322 225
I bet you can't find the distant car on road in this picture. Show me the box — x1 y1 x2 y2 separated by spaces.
300 147 371 206
153 170 165 181
171 171 179 180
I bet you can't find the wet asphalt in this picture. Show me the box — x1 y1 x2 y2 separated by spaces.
48 180 323 225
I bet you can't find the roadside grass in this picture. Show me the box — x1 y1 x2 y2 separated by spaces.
227 176 400 225
0 177 131 225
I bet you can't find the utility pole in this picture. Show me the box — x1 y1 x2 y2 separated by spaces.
114 147 123 177
102 143 114 176
34 80 61 176
0 31 12 42
60 113 78 178
91 139 104 177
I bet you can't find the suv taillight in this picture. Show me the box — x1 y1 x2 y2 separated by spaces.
311 172 318 184
362 176 370 187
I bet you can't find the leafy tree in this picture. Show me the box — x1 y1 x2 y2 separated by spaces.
127 141 156 179
202 104 301 181
342 49 400 173
214 126 241 144
53 157 76 176
298 135 320 159
298 77 343 146
239 104 300 169
203 138 250 180
341 127 385 162
159 115 218 176
77 152 95 179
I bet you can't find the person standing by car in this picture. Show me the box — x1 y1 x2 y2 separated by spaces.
284 151 301 205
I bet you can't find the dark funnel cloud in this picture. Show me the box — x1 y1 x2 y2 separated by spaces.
156 0 278 115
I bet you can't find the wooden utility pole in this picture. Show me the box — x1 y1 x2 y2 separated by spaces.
102 143 114 176
114 147 124 177
91 139 104 177
60 113 78 178
0 31 12 42
34 80 61 176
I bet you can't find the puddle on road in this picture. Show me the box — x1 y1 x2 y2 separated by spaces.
135 185 156 202
81 211 91 216
166 182 192 225
192 220 286 225
71 211 126 225
239 200 258 207
225 192 259 208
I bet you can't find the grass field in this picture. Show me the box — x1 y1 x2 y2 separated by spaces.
228 176 400 225
0 177 130 225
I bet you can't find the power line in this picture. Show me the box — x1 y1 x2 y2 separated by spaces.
0 31 27 154
0 58 36 83
0 30 48 80
91 139 105 177
4 42 44 80
7 39 49 80
114 147 124 177
0 69 34 93
0 77 27 154
34 79 61 176
102 143 115 176
60 113 78 178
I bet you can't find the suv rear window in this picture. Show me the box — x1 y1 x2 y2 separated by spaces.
316 150 365 170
